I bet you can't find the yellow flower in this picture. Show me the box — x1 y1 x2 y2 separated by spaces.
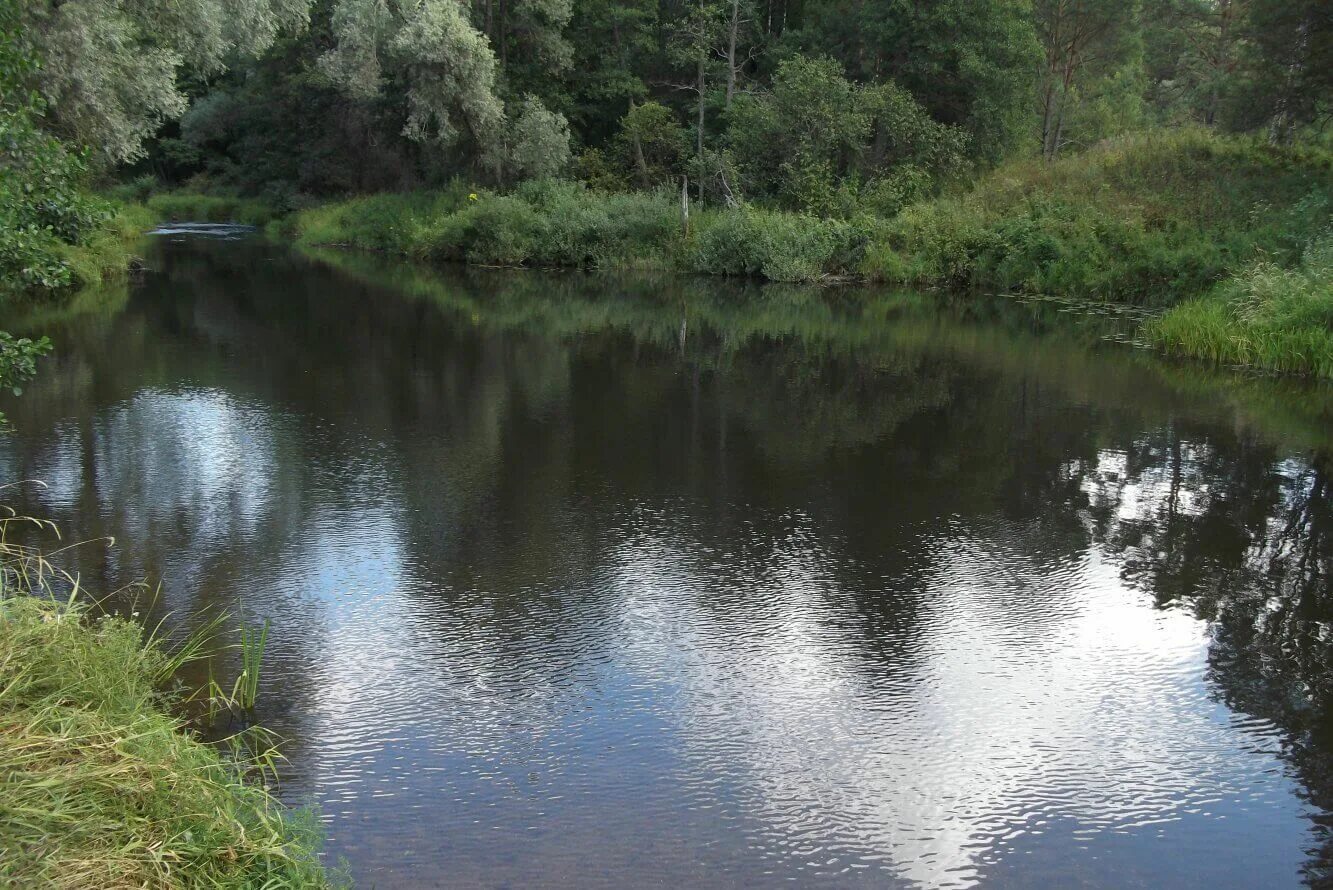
468 193 478 202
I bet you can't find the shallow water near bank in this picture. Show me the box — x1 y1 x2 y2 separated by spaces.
3 234 1332 888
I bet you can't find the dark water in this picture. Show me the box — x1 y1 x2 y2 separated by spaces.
3 234 1333 888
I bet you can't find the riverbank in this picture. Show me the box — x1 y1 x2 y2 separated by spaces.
142 130 1332 377
0 203 155 302
0 583 335 886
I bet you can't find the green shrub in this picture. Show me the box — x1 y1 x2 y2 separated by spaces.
103 174 159 205
690 208 869 282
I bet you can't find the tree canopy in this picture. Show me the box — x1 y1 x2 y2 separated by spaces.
7 0 1331 207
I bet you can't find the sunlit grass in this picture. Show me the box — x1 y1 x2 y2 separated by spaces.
861 129 1331 305
0 493 338 888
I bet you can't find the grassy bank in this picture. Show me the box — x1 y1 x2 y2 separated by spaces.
171 130 1332 376
864 130 1330 305
56 203 157 289
0 532 335 887
274 131 1328 297
1 202 155 302
273 180 870 283
1149 231 1333 377
145 192 283 227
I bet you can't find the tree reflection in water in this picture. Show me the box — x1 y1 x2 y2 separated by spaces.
1 235 1331 886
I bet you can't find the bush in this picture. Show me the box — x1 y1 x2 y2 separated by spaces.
690 208 870 282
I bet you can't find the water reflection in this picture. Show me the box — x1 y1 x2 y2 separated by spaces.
1 237 1331 887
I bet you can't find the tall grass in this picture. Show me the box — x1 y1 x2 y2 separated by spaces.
0 496 337 888
861 130 1331 305
281 180 873 282
1149 231 1333 377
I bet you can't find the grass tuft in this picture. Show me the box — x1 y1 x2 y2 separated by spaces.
0 501 338 888
1149 231 1333 377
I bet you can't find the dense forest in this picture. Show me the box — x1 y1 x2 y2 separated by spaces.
1 0 1331 374
11 0 1330 202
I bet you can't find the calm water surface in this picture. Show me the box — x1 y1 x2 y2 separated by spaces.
3 234 1332 888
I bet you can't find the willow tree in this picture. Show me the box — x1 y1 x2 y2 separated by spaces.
321 0 509 173
19 0 311 162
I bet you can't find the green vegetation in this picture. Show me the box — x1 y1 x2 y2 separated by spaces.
0 333 52 429
1151 231 1333 376
7 0 1333 373
277 180 871 281
0 18 150 300
864 130 1331 304
0 517 335 888
147 192 283 227
278 131 1329 301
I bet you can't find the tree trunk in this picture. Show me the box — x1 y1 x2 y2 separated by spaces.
681 175 690 236
725 0 741 108
696 51 705 202
629 99 650 188
1205 0 1234 127
1040 78 1057 159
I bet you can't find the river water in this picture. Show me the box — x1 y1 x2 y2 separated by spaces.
2 232 1332 888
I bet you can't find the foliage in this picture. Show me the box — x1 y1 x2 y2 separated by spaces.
0 22 114 294
863 130 1332 305
147 192 283 227
1036 0 1145 160
19 0 310 164
508 95 573 180
0 334 53 429
792 0 1042 163
688 207 871 281
617 100 687 189
726 55 965 213
322 0 507 171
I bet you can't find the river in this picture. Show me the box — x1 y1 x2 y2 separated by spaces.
2 230 1331 888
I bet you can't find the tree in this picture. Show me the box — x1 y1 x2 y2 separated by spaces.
1036 0 1144 160
726 55 963 213
794 0 1041 164
565 0 658 144
1 18 110 292
668 0 726 200
618 100 687 187
720 0 760 108
1240 0 1331 142
727 55 867 210
474 0 574 103
508 95 573 179
322 0 508 174
19 0 311 163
